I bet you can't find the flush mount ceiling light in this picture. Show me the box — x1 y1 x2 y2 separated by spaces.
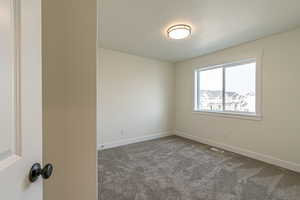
167 24 192 40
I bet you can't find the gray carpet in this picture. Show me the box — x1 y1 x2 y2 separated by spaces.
98 136 300 200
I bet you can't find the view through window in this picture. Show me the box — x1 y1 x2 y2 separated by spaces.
194 59 256 114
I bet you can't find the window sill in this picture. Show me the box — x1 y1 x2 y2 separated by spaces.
192 110 262 121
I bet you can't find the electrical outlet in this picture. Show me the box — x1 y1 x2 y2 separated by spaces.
121 129 125 136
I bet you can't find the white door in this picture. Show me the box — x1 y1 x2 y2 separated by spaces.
0 0 43 199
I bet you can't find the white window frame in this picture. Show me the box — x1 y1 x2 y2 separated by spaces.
193 58 262 120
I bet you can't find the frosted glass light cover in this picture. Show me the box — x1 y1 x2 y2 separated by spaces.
167 24 191 39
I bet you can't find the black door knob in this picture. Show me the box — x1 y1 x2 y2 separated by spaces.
29 163 53 183
41 164 53 179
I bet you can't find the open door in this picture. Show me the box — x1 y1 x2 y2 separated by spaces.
0 0 44 199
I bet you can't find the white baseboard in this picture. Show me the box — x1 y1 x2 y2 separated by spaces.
98 131 173 150
175 129 300 173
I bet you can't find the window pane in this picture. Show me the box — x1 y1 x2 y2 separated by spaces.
199 68 223 111
225 62 256 113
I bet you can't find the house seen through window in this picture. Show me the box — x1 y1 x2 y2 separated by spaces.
194 59 257 115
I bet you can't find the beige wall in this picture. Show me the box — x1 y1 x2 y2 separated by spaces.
175 28 300 172
98 48 175 147
42 0 67 199
64 1 97 200
43 0 97 199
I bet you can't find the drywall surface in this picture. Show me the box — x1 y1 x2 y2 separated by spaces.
64 0 97 199
175 28 300 172
98 48 175 148
42 0 67 199
43 0 97 199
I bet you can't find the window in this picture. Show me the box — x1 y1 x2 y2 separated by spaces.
194 59 259 117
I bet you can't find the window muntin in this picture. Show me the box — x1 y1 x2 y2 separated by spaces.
194 59 257 115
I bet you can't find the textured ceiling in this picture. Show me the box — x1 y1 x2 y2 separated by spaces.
99 0 300 62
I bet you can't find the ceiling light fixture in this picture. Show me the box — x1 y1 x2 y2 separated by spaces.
167 24 192 40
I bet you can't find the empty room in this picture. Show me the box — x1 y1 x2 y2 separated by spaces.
3 0 300 200
98 0 300 199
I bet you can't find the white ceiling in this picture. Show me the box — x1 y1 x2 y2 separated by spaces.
99 0 300 62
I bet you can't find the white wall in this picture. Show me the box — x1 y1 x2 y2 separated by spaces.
175 28 300 172
98 48 175 148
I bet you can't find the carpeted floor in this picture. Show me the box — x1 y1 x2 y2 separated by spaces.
98 136 300 200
